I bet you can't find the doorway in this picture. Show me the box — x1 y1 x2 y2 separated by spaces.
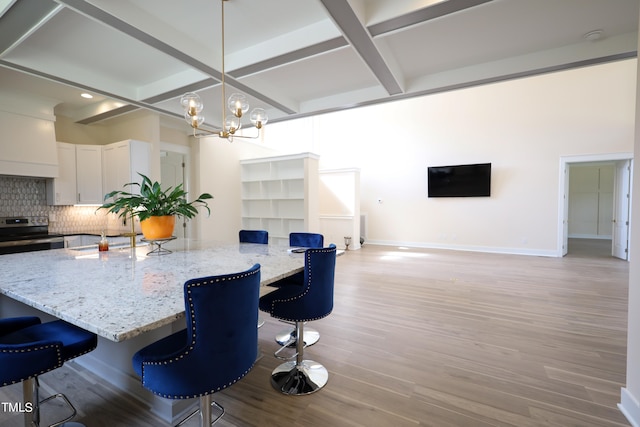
160 143 190 238
559 154 633 259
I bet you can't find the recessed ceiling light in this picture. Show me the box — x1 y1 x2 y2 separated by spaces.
80 93 93 99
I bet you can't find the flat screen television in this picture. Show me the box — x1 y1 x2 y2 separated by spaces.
427 163 491 197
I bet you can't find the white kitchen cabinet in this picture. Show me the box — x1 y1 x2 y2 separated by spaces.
240 153 319 246
76 145 103 204
102 139 151 199
46 142 77 205
47 143 102 205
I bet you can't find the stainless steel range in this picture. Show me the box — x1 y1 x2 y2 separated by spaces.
0 217 64 255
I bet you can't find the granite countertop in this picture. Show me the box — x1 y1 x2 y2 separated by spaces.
0 239 305 342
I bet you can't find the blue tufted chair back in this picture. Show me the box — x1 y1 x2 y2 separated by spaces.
0 316 97 386
267 245 336 322
136 264 260 398
289 232 323 248
238 230 269 245
239 229 269 244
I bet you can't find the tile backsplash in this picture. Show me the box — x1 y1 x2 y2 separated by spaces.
0 176 135 235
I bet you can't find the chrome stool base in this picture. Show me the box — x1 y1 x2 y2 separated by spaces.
271 360 328 395
24 377 84 427
275 326 319 347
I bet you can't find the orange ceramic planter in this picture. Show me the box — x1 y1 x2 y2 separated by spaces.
140 215 176 240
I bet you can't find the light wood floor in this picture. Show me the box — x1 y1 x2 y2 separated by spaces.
0 240 631 427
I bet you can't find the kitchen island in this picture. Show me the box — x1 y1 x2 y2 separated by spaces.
0 239 307 423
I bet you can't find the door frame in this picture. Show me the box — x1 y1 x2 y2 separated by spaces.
160 142 191 237
558 152 633 258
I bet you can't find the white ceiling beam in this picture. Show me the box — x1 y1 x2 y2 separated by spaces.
368 0 494 36
319 0 404 95
0 0 63 57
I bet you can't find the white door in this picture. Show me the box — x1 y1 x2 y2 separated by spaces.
161 151 186 238
562 165 570 256
612 160 631 260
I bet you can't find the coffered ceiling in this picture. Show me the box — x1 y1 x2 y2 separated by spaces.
0 0 637 133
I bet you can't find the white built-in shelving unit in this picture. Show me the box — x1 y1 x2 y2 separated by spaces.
240 153 319 246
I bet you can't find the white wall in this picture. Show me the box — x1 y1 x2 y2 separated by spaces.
262 59 637 255
620 8 640 424
197 138 279 242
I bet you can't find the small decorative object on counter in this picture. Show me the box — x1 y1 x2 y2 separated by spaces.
99 231 109 252
344 236 352 251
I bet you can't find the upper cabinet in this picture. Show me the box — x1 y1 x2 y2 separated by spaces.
47 139 151 206
76 145 103 204
46 142 77 205
102 139 151 201
47 143 102 205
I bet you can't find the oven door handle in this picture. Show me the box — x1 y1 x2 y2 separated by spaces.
0 237 64 248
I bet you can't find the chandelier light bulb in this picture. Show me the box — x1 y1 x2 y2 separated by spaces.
228 93 249 117
184 111 204 128
180 92 204 116
250 108 268 129
225 115 242 134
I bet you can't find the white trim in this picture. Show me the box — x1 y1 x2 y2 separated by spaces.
366 239 557 257
160 142 192 238
619 388 640 427
558 153 634 257
568 234 612 240
319 167 361 174
240 152 320 164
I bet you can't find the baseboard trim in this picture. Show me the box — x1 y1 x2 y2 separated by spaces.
619 388 640 427
569 234 613 240
365 240 558 257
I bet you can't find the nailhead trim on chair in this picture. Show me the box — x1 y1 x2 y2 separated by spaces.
141 267 260 399
268 247 335 323
0 344 63 386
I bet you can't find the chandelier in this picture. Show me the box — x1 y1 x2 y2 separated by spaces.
180 0 268 141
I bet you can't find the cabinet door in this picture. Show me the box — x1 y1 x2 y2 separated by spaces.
76 145 103 204
103 140 150 199
102 142 131 201
47 142 77 205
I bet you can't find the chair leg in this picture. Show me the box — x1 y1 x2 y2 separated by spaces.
23 377 39 426
21 377 85 427
270 321 328 395
200 395 212 427
176 395 224 427
275 324 319 347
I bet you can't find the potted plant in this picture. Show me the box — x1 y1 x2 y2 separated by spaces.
99 173 213 240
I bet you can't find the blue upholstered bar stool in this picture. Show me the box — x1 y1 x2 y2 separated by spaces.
0 316 98 427
273 232 325 347
239 229 268 244
259 245 336 395
238 229 268 328
289 232 323 249
132 264 261 427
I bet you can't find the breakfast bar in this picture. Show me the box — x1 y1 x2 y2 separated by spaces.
0 239 307 423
